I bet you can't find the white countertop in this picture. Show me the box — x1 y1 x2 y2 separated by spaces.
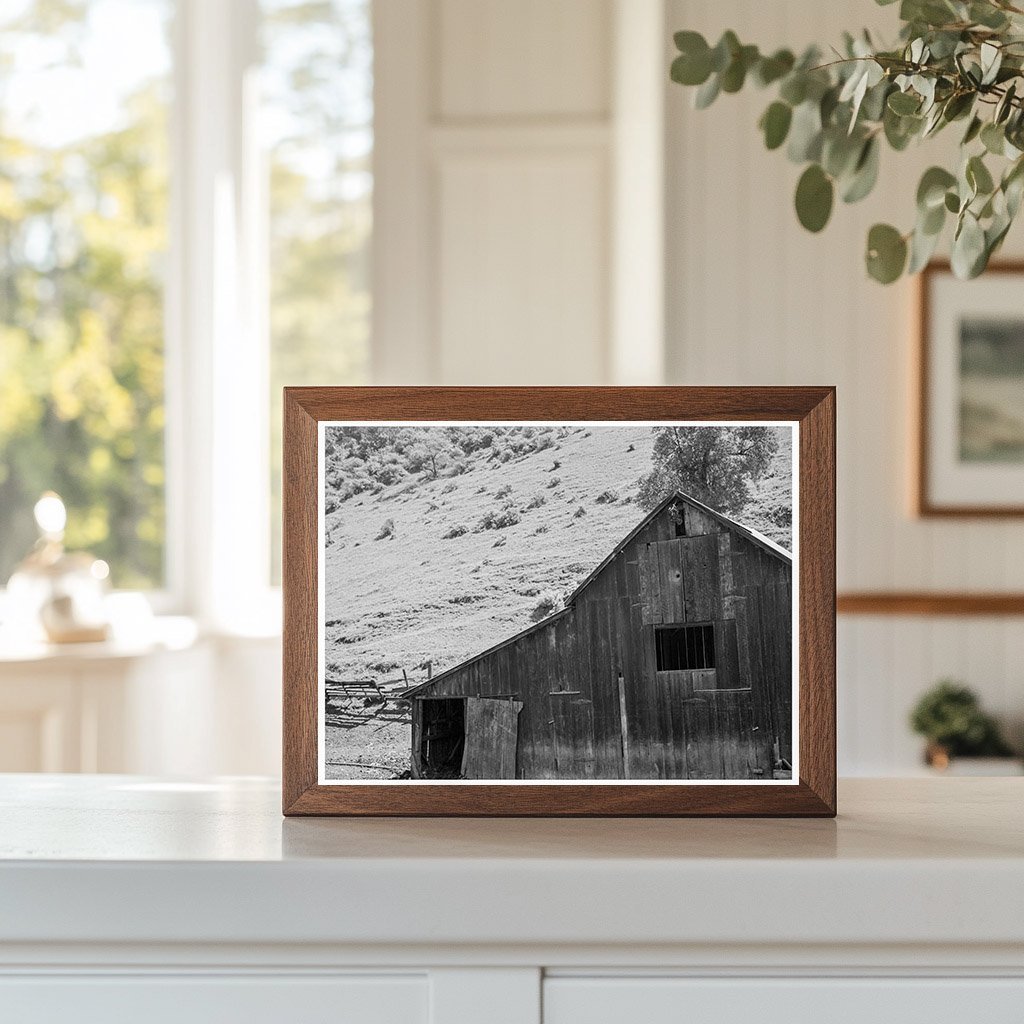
1 775 1022 951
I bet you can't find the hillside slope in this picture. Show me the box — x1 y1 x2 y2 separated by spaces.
323 424 792 687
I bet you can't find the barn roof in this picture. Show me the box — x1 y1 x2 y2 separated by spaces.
563 490 792 607
402 490 792 699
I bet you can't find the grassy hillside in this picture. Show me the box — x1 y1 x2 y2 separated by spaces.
323 424 792 689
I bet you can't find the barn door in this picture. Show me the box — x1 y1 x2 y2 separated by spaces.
638 536 719 625
549 697 596 779
461 697 522 780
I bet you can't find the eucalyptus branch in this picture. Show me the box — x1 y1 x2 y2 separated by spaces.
670 0 1024 283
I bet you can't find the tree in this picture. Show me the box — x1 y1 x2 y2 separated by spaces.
0 1 169 587
637 426 778 515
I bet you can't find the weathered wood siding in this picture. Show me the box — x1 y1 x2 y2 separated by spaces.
412 497 793 780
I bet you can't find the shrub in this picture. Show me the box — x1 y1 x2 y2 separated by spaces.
533 524 549 535
530 590 562 622
492 536 507 548
526 494 546 510
477 502 521 531
495 484 513 498
442 524 468 540
626 443 635 452
546 476 561 489
910 681 1014 758
595 489 618 504
375 518 395 540
442 482 458 494
573 506 586 519
549 460 561 471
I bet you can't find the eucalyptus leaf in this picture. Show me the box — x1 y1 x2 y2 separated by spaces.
710 31 740 73
721 44 759 93
795 164 834 232
822 128 864 178
962 115 983 145
981 121 1006 155
787 101 823 162
888 90 921 115
917 166 957 211
866 223 908 283
980 42 1003 86
842 137 881 203
921 200 946 234
884 106 922 150
970 2 1009 29
951 211 987 278
671 51 711 87
779 73 807 106
694 73 721 109
908 221 942 273
996 82 1017 124
760 101 793 150
942 92 974 122
754 49 795 87
967 154 995 195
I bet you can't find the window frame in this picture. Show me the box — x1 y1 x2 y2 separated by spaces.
160 0 278 632
654 622 717 674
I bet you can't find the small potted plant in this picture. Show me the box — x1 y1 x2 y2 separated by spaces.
910 680 1020 774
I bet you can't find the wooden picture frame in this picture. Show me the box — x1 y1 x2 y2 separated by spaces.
283 387 836 816
917 260 1024 517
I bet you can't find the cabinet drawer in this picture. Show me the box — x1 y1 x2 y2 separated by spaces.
0 973 427 1024
544 977 1024 1024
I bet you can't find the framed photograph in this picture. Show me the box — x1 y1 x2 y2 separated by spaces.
283 387 835 816
918 261 1024 516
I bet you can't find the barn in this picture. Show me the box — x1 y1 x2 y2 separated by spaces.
403 491 793 781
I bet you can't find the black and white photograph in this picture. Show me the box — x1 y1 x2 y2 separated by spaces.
317 421 797 784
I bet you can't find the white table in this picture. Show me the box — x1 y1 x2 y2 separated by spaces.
1 776 1022 1023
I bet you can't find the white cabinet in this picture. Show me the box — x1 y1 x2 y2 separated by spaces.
1 778 1022 1024
544 977 1024 1024
0 975 428 1024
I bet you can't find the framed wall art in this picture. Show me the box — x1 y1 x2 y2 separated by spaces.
282 387 836 816
917 261 1024 517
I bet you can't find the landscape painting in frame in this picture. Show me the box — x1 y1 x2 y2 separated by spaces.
317 421 799 785
919 263 1024 515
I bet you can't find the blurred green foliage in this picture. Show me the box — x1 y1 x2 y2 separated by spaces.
909 679 1014 756
0 1 169 587
671 0 1024 283
0 0 373 590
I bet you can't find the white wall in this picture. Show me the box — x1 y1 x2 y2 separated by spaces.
665 0 1024 771
373 0 665 387
191 0 1023 779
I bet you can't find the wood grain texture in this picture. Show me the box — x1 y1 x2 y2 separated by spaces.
837 592 1024 616
282 386 836 816
916 260 1024 518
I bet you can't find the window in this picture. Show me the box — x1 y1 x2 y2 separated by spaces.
0 0 373 621
0 0 172 589
262 0 372 582
655 623 715 672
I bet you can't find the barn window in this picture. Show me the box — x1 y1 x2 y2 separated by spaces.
655 624 715 671
671 505 686 537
